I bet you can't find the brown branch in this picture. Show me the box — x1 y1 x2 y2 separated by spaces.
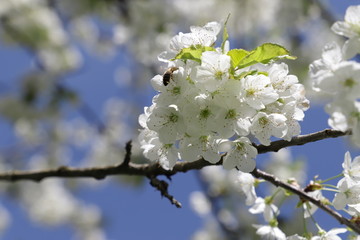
251 168 360 234
0 128 357 232
0 129 349 182
255 129 350 153
121 140 132 167
148 175 182 208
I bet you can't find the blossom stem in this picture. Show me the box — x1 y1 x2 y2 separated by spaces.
321 186 339 192
319 173 344 184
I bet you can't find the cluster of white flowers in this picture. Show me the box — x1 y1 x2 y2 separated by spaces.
310 5 360 146
139 21 309 172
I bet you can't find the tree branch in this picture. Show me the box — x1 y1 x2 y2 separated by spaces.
255 128 350 153
0 129 349 182
148 175 182 208
0 128 356 232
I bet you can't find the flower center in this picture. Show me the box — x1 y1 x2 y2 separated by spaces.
215 70 224 80
172 86 181 95
225 109 237 119
235 142 245 151
200 107 211 119
343 78 356 88
259 116 268 126
246 88 256 97
168 113 178 123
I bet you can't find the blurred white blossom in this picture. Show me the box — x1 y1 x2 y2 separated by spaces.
331 5 360 59
190 191 211 216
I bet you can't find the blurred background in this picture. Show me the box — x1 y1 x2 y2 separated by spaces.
0 0 359 239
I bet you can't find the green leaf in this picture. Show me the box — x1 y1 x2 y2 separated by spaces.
221 14 231 52
227 49 250 68
237 43 296 68
173 46 215 62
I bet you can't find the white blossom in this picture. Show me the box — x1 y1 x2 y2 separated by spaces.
343 151 360 182
20 179 78 225
139 130 179 170
169 21 221 52
189 191 211 216
326 100 360 146
287 234 307 240
236 171 257 205
146 104 185 143
249 197 279 222
347 203 360 217
179 134 221 164
333 177 360 210
313 61 360 100
240 74 279 110
250 112 288 146
219 137 257 172
269 63 299 93
311 228 347 240
212 82 256 137
310 42 342 87
196 51 231 92
331 5 360 59
254 224 286 240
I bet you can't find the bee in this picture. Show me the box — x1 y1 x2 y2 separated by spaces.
162 67 179 86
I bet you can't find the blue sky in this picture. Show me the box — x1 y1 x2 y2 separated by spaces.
1 1 360 239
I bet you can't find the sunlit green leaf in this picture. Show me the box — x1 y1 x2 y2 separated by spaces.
173 46 215 62
227 49 250 68
237 43 296 68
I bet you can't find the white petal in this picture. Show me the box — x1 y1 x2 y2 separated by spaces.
333 192 347 210
345 6 360 24
331 21 355 38
343 38 360 59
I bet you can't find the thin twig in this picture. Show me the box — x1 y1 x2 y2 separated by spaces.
120 140 132 167
148 175 182 208
251 168 360 234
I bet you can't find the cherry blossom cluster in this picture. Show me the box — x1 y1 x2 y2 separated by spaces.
139 21 309 171
310 5 360 146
